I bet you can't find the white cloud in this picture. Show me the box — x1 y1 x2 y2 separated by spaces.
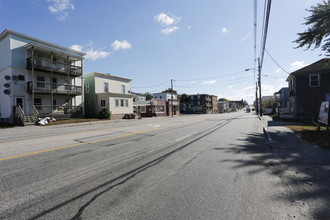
85 49 110 61
222 28 229 34
187 26 192 30
111 40 132 51
47 0 74 21
154 12 181 35
70 44 83 52
290 61 309 70
70 43 110 61
228 85 233 90
154 13 180 26
160 26 180 35
201 80 217 85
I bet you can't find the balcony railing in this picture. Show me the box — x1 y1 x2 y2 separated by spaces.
34 105 83 119
27 81 82 95
26 57 82 76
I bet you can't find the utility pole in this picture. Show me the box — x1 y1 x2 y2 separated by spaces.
258 58 262 116
171 79 174 117
255 82 259 114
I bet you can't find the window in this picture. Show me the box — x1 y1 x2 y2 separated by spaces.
18 75 25 81
101 100 106 107
116 99 119 107
140 106 146 113
86 83 90 93
125 100 128 107
52 78 57 90
121 85 125 94
37 76 45 89
104 82 109 92
310 74 320 87
121 100 124 107
34 98 42 110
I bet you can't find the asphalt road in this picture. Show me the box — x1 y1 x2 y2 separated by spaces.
0 111 306 219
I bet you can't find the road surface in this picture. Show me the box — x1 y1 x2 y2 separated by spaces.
0 111 324 219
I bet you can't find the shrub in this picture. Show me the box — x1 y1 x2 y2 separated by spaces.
99 109 112 119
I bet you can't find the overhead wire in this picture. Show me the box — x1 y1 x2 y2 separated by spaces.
132 80 170 89
265 48 290 74
174 70 247 82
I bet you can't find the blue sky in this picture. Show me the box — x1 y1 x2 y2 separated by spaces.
1 0 325 103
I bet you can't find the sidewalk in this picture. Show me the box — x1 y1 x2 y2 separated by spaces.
260 115 330 219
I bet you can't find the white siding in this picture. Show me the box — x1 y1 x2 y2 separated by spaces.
0 35 11 70
95 77 131 94
110 97 133 114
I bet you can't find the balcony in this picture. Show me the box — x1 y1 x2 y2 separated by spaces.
26 57 82 77
35 105 83 119
27 81 82 95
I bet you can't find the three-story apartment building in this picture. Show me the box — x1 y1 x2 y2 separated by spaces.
187 94 217 114
0 30 85 124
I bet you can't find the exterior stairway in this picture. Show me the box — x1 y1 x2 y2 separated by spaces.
14 106 39 126
23 115 37 126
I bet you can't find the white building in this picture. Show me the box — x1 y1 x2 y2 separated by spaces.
0 29 85 124
84 72 134 119
153 92 177 101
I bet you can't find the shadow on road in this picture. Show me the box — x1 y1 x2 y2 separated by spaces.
214 129 330 219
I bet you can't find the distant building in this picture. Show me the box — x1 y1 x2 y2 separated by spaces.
153 92 180 116
187 94 217 114
212 96 218 114
274 87 291 117
261 96 275 114
133 95 167 117
84 72 134 119
218 101 229 113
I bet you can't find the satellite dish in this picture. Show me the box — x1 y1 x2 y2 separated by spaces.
4 75 11 80
3 89 10 95
12 75 18 81
4 83 10 88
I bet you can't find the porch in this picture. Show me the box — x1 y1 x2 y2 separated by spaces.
27 81 82 95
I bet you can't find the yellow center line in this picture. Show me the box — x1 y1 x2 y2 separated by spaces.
0 127 163 161
0 127 128 145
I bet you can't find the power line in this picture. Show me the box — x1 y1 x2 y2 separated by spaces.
174 70 246 82
132 80 170 89
265 48 290 74
175 76 252 88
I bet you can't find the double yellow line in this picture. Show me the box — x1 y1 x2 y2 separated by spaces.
0 127 163 161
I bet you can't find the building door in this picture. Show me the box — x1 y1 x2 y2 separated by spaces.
15 97 24 110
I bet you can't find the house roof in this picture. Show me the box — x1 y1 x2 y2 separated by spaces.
0 29 86 57
286 58 330 82
85 72 132 82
